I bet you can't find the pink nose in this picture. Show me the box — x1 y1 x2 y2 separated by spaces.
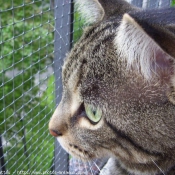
49 129 62 137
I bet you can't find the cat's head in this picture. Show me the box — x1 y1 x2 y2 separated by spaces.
49 0 175 168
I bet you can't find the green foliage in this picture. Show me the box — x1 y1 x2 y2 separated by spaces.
43 75 55 110
73 1 87 42
73 12 84 42
0 0 55 173
172 0 175 6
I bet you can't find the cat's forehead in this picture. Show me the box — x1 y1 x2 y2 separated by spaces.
62 21 119 89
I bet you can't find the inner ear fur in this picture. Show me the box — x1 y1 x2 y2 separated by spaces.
75 0 135 24
115 8 175 82
129 8 175 59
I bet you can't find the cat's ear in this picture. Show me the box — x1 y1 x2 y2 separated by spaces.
75 0 135 24
115 8 175 80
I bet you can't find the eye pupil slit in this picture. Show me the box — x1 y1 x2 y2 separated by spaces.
92 110 96 115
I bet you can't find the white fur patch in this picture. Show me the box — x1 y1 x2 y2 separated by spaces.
75 0 104 24
114 13 170 80
70 90 82 116
100 158 119 175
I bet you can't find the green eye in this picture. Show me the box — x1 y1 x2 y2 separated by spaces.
84 104 102 123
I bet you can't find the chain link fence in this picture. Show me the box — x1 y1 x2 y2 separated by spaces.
0 0 55 174
0 0 174 175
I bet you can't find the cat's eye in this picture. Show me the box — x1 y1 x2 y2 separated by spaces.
84 104 102 123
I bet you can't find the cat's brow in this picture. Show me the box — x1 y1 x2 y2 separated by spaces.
62 21 118 86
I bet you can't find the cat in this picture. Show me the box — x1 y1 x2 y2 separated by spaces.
49 0 175 174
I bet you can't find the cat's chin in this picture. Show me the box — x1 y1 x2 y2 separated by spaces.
68 147 112 163
57 137 96 161
68 148 96 162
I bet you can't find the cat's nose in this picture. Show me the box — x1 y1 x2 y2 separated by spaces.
49 121 68 137
49 101 71 137
49 129 62 137
49 107 68 137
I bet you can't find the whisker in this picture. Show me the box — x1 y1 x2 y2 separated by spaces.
92 160 101 172
88 160 95 175
151 158 165 175
93 161 101 171
48 23 68 46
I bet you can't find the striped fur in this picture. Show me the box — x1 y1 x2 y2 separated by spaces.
49 1 175 175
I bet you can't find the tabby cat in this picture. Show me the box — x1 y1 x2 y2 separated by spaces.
49 0 175 174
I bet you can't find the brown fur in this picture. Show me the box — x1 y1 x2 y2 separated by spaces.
49 0 175 174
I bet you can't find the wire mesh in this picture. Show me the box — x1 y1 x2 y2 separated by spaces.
0 0 55 174
0 0 174 175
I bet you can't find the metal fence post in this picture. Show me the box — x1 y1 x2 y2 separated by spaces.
141 0 171 8
131 0 171 8
53 0 74 174
158 0 171 7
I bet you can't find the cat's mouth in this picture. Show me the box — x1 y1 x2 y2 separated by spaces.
67 142 97 161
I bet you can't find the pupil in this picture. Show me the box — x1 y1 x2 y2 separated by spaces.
92 110 96 115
